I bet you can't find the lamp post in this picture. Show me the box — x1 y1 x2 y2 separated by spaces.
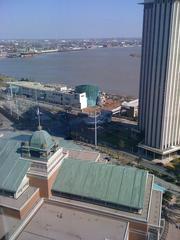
95 110 97 148
10 82 13 116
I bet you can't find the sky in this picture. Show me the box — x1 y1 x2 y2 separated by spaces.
0 0 143 39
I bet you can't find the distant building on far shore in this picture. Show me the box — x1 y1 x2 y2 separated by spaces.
138 0 180 159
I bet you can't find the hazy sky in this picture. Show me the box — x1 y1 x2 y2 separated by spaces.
0 0 143 39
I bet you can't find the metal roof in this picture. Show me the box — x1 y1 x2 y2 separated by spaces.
29 130 54 150
53 159 148 210
9 81 68 92
0 139 30 193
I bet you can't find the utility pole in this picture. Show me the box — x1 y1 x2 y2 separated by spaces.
10 83 13 116
35 89 41 130
16 100 19 120
95 110 97 148
15 94 19 120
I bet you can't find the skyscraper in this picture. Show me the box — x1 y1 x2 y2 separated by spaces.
138 0 180 158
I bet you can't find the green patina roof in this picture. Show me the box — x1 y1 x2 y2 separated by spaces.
30 130 54 150
0 139 30 193
53 159 148 210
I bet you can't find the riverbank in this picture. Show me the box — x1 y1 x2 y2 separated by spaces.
0 74 16 87
0 44 141 59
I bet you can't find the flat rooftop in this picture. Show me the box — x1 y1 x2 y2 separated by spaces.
53 159 148 210
9 81 68 92
148 189 162 227
68 150 100 161
122 99 138 108
0 187 40 239
0 187 39 210
17 202 128 240
0 210 21 239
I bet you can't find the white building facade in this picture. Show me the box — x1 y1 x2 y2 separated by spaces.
139 0 180 158
8 81 88 110
46 91 87 109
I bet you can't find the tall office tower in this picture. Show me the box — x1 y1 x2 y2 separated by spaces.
138 0 180 159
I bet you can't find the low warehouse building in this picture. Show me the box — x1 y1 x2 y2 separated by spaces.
6 81 88 109
52 158 162 240
52 158 147 212
0 129 162 240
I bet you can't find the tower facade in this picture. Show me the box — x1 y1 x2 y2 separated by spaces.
21 129 68 197
139 0 180 158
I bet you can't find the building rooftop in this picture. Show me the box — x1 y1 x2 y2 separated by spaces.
68 149 100 161
58 138 87 151
16 202 128 240
0 187 39 210
29 129 54 151
149 189 162 227
0 187 40 239
9 81 68 92
122 99 138 108
0 130 100 195
51 173 159 226
53 159 148 210
0 138 30 194
0 209 22 239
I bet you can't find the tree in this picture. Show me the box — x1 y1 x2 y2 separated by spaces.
163 191 173 202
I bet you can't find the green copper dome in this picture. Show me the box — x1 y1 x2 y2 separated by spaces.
29 130 54 150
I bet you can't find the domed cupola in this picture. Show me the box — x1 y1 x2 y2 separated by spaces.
30 130 54 151
21 129 59 160
20 128 67 198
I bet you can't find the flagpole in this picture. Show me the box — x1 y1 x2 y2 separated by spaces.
37 107 41 129
37 106 41 129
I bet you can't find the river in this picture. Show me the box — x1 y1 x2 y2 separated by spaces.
0 47 141 97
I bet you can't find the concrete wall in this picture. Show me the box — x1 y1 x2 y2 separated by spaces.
19 189 40 218
1 189 40 219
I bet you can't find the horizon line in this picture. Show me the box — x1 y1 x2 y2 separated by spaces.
0 37 142 41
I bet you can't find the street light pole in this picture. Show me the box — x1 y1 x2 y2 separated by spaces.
95 110 97 148
15 94 19 120
10 83 13 116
